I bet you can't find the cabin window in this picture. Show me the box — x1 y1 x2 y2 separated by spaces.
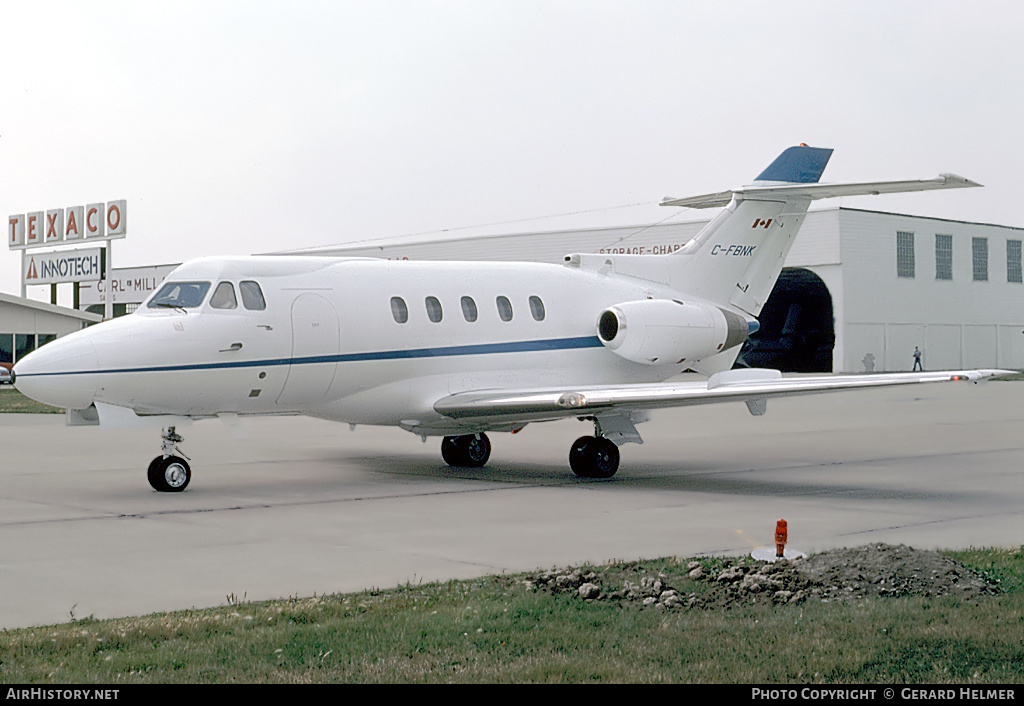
425 296 443 323
148 281 211 309
461 296 478 322
210 282 238 310
529 295 545 321
390 297 408 324
496 296 513 322
239 281 267 310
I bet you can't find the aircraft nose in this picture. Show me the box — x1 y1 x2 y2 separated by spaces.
13 334 99 410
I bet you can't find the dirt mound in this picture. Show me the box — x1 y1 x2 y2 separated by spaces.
521 543 999 611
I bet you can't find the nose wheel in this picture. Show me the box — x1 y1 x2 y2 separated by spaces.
148 427 192 492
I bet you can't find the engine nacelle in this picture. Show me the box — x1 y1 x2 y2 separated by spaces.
597 299 757 366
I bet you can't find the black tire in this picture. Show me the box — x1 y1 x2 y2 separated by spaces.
441 434 491 468
569 436 595 477
589 437 620 479
441 436 462 466
569 436 620 479
462 434 491 468
148 455 191 492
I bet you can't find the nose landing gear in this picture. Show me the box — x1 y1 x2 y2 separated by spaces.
148 426 192 492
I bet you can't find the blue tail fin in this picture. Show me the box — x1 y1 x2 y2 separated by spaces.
754 145 833 184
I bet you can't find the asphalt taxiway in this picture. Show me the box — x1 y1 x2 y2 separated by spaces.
1 380 1022 629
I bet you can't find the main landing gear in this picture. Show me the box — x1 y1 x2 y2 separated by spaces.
439 430 622 479
441 433 492 468
148 426 192 492
569 435 620 479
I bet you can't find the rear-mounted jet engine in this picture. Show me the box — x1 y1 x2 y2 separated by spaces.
597 299 757 365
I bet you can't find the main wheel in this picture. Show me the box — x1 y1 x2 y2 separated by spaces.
462 434 491 467
147 455 192 492
589 437 620 479
569 436 620 479
441 434 491 468
569 436 595 477
441 436 462 465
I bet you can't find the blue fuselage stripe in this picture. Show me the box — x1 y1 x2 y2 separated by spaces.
20 336 604 377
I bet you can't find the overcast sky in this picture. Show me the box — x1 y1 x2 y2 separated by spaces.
3 1 1022 303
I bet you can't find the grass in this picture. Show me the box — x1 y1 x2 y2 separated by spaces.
0 388 63 414
0 548 1021 684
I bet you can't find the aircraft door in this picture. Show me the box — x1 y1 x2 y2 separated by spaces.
276 293 340 408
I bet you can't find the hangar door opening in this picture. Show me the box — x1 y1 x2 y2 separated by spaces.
736 267 835 373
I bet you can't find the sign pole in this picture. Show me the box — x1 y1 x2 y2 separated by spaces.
104 241 113 321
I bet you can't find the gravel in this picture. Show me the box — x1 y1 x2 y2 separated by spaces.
520 543 999 611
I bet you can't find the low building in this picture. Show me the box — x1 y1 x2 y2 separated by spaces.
0 292 101 366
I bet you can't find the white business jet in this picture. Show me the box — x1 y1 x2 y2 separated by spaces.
13 146 1004 492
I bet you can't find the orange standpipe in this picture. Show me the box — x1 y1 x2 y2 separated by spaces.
775 519 788 558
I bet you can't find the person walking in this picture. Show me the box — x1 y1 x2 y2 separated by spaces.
912 346 923 371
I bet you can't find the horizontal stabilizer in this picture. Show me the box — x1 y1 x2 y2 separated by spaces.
660 173 981 209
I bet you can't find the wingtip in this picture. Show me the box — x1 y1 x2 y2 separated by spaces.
938 173 983 188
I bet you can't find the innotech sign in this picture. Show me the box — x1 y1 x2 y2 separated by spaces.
8 200 126 249
23 248 105 285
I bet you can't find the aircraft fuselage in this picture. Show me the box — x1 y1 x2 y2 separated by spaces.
16 255 691 435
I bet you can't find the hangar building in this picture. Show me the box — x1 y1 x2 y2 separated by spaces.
283 207 1024 373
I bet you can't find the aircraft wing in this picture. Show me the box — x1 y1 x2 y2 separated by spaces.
434 368 1011 424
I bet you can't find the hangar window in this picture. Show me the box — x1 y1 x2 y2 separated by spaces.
0 333 12 364
896 232 915 278
529 295 545 321
390 297 408 324
210 282 238 310
496 296 513 322
37 334 56 348
239 281 267 310
148 281 212 309
972 237 988 281
935 234 953 280
425 296 443 323
461 296 478 322
1008 240 1022 283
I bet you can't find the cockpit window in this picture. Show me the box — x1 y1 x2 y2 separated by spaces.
210 282 238 310
147 281 211 309
239 281 266 311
